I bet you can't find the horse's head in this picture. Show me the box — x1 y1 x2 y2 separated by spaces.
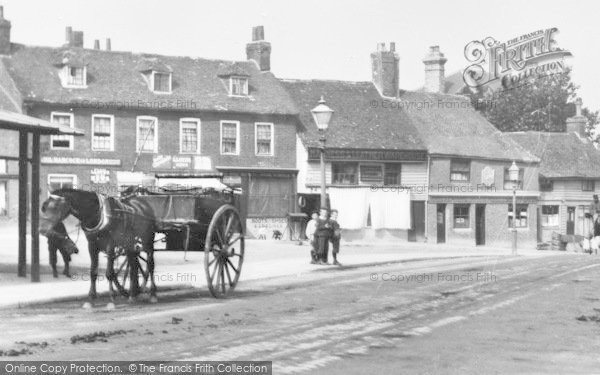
40 194 71 236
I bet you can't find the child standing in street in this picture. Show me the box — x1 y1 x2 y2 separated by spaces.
305 211 319 264
315 208 331 264
329 209 342 266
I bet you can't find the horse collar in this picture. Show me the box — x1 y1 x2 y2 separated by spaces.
82 193 111 234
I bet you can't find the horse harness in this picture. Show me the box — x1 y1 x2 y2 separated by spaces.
81 193 147 236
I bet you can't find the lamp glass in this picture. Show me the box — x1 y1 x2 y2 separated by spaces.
509 161 520 182
311 97 334 131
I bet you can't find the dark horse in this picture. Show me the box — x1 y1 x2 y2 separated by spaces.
40 189 157 308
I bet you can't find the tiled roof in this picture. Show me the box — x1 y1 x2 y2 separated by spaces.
505 131 600 178
0 44 298 115
279 79 425 150
393 91 538 162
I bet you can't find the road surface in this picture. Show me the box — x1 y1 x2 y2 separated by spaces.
1 253 599 374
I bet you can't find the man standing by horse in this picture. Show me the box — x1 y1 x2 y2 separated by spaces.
45 221 79 278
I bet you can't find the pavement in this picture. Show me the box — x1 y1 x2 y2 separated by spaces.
0 220 564 308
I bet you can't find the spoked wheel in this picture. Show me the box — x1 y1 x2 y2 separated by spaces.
204 204 245 298
111 237 150 297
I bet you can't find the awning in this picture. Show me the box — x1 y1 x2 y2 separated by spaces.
0 110 84 135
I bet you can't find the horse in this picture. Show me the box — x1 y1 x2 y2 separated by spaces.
46 221 79 278
40 188 157 309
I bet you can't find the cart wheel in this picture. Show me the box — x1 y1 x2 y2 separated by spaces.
204 204 244 298
112 237 150 298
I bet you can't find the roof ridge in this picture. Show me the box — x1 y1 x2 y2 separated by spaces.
9 43 252 65
279 77 372 85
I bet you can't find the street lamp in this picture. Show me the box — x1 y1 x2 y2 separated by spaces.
509 161 520 256
311 96 334 209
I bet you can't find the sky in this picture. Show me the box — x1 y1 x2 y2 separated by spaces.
2 0 599 109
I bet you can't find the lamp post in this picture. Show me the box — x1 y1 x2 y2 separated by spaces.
311 96 334 210
509 161 520 256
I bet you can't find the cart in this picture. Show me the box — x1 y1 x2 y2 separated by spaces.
112 181 245 298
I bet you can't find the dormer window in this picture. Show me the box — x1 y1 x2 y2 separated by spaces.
60 65 87 88
152 71 172 93
230 76 248 96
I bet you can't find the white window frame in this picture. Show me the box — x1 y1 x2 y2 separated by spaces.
179 118 201 154
229 76 249 97
152 71 172 94
50 112 75 150
0 159 6 174
541 205 560 227
91 114 115 152
61 65 87 88
220 121 240 155
255 122 274 156
136 116 159 153
47 174 78 195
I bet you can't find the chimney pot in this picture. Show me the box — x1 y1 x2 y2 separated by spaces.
71 30 83 48
389 42 396 52
246 26 271 71
0 6 4 19
93 39 100 50
252 25 264 41
576 97 583 116
65 26 73 45
105 38 111 51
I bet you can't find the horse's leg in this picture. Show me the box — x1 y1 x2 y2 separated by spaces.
83 241 98 309
105 244 116 310
49 242 58 278
128 244 139 303
146 234 158 303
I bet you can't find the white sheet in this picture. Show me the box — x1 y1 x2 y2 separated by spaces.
369 189 411 229
328 188 368 229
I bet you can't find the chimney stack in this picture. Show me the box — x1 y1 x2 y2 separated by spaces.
423 45 447 93
93 39 100 50
65 27 84 48
246 26 271 71
566 97 587 139
371 42 399 98
105 38 111 51
0 6 11 55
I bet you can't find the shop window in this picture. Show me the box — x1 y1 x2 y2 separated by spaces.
359 165 383 185
541 205 559 227
450 159 470 181
508 203 528 228
248 175 293 217
332 163 357 185
48 174 77 193
453 204 470 228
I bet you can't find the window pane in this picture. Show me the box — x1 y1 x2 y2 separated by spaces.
154 73 170 92
256 124 272 155
181 121 198 153
450 160 470 181
137 119 156 152
384 163 401 185
51 115 73 149
221 123 238 154
453 204 470 228
332 163 357 185
231 78 248 96
508 204 528 228
93 117 112 151
360 165 383 184
68 67 84 86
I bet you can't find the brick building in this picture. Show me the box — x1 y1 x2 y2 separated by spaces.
0 10 299 236
507 99 600 243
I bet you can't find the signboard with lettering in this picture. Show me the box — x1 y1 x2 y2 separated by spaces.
41 157 121 166
152 155 172 169
90 168 110 184
307 148 427 162
172 156 192 169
